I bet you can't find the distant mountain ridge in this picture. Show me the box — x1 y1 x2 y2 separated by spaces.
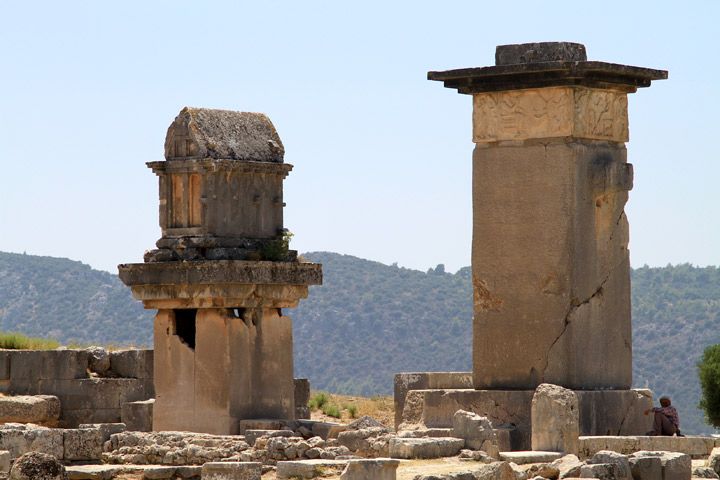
0 250 718 434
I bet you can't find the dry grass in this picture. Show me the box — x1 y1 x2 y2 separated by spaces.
308 391 394 429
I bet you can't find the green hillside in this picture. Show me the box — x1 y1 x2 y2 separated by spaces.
0 250 718 434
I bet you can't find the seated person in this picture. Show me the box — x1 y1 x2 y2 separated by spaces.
644 396 682 436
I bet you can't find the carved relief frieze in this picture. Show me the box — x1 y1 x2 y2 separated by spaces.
472 87 628 143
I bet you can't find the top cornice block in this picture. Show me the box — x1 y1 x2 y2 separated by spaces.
164 107 285 162
428 42 667 94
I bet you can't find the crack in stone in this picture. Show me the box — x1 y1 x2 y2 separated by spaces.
539 271 612 381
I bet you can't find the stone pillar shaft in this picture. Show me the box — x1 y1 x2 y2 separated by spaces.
428 42 666 391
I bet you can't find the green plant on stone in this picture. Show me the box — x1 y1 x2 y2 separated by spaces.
698 344 720 429
261 229 294 261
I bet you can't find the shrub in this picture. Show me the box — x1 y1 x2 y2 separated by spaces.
322 403 341 418
698 344 720 428
308 392 329 410
0 332 60 350
346 404 358 418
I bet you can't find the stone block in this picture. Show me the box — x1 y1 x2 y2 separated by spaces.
580 462 617 479
471 461 517 480
244 429 294 447
0 395 60 425
276 459 348 479
200 462 261 480
109 349 154 379
499 451 563 465
451 410 498 455
693 466 719 479
238 419 284 434
294 378 310 420
632 451 691 480
0 450 9 474
121 399 154 432
388 437 464 459
398 389 533 450
576 389 653 437
340 459 399 480
141 466 177 479
9 451 66 480
0 426 64 460
8 350 89 381
65 464 126 479
78 423 126 443
63 408 122 427
587 450 631 480
86 347 110 375
629 455 662 480
549 453 583 478
63 428 103 462
393 372 472 429
471 141 632 391
578 436 717 459
709 447 720 474
532 383 579 455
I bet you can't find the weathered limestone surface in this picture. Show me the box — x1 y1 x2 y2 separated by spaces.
495 41 587 65
0 349 154 427
276 459 348 479
472 87 629 143
531 383 579 455
499 450 563 464
201 461 261 480
340 459 399 480
399 388 653 452
393 372 472 429
632 450 691 480
388 437 464 459
472 139 633 390
579 435 720 459
709 447 720 474
587 450 632 480
62 428 103 462
0 425 64 460
121 399 154 432
0 395 60 426
399 389 533 450
294 379 311 420
451 410 499 456
164 107 284 163
428 43 666 397
153 307 295 434
9 451 66 480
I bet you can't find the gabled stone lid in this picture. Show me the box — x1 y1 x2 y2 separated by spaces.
428 42 667 94
164 107 285 162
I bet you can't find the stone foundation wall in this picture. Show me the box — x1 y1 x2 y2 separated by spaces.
394 372 473 430
0 349 154 427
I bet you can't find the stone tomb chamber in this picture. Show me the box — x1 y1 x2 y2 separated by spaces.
119 107 322 435
395 42 667 450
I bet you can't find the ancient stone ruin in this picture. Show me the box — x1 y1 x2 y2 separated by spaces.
396 41 668 448
3 42 720 480
118 107 322 434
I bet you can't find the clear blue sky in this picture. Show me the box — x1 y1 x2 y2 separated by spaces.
1 1 718 273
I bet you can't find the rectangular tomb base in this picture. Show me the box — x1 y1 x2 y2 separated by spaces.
398 388 653 451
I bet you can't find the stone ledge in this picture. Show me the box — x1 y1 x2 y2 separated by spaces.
579 435 720 459
118 260 322 287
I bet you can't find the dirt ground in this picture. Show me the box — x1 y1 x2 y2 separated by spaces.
308 391 394 429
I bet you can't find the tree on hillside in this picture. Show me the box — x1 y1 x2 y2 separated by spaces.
698 344 720 429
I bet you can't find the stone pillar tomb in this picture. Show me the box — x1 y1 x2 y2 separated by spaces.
396 42 667 449
119 107 322 434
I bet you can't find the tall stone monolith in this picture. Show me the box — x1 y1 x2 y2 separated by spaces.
428 42 667 390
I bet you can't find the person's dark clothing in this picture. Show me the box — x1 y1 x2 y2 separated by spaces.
651 410 678 436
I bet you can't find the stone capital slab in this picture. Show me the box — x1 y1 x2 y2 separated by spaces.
472 86 628 144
